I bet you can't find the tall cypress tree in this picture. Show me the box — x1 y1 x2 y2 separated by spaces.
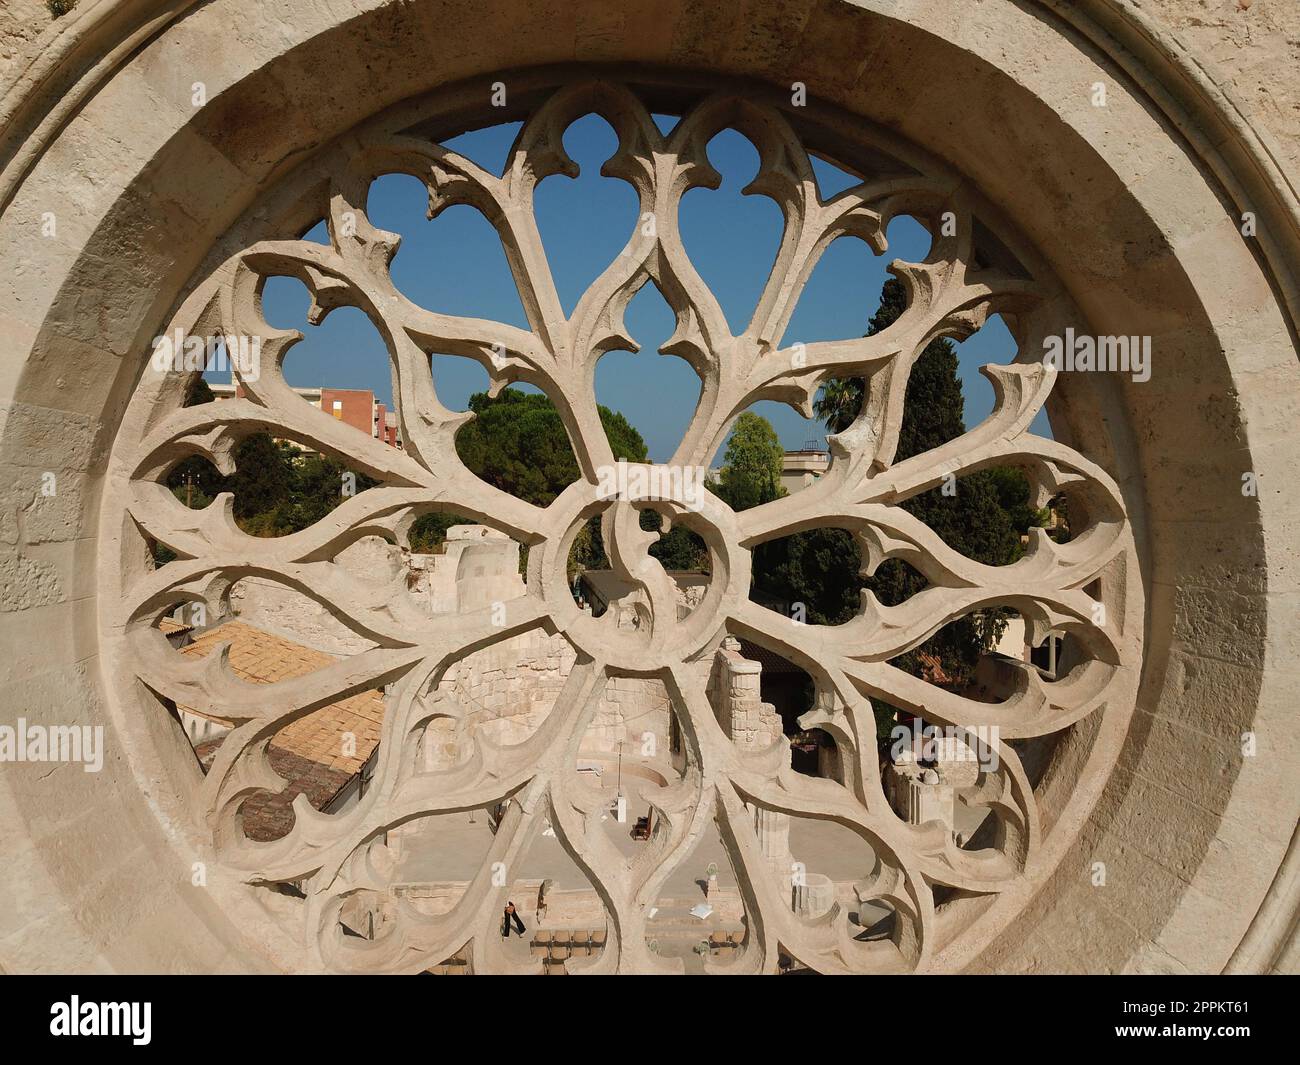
763 277 1034 712
165 377 224 504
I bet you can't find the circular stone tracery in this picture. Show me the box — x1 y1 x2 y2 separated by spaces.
99 74 1141 975
541 479 749 671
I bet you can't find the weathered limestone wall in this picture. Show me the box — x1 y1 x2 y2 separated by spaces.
419 524 525 614
226 530 676 766
1139 0 1300 178
424 629 576 766
434 638 673 761
708 637 784 752
0 1 49 77
229 576 375 656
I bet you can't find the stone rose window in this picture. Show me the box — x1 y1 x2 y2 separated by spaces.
103 75 1140 974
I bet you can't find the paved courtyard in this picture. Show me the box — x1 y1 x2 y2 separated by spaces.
396 765 989 960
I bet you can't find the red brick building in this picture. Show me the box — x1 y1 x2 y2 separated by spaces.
320 388 376 437
209 382 402 450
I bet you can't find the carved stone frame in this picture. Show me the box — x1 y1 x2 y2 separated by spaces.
2 0 1294 976
100 70 1142 974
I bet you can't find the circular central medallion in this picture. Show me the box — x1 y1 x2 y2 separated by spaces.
541 464 749 672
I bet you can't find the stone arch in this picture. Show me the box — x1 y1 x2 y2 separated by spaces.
0 0 1294 973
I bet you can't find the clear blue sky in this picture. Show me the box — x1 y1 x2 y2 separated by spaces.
239 114 1047 463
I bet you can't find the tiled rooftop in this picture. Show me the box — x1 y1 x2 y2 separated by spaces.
178 620 386 775
194 738 354 843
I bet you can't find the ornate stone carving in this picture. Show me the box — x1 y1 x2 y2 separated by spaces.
103 80 1138 974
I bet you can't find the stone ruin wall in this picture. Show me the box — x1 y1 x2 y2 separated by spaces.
707 637 785 753
226 529 675 765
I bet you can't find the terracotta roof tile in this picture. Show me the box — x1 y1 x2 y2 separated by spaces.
194 738 353 843
178 620 386 775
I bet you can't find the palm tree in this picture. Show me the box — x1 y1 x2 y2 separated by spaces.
813 376 864 434
815 276 913 435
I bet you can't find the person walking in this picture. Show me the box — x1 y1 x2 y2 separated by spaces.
501 900 526 939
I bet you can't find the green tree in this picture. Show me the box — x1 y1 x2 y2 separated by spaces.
713 410 786 513
773 278 1045 733
408 511 462 554
165 377 224 504
812 376 864 436
651 522 709 571
453 388 647 506
986 465 1050 541
755 526 863 625
223 433 293 527
409 388 651 557
640 510 709 573
287 449 378 530
812 279 910 434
